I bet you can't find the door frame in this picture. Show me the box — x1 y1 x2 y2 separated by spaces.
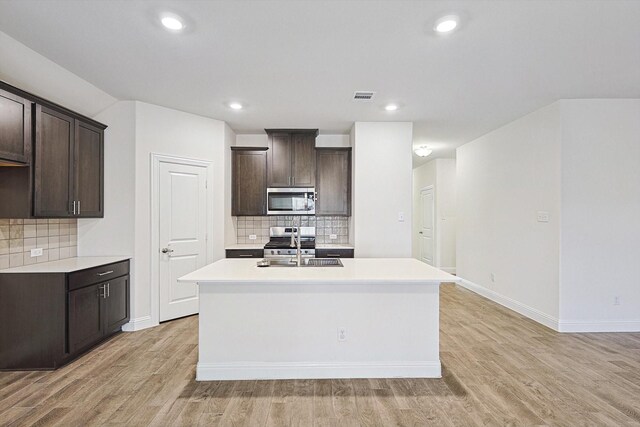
150 153 213 325
419 185 436 267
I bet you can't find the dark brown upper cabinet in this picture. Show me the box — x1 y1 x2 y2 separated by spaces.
0 80 106 218
232 147 268 216
266 129 318 188
0 87 32 165
315 148 352 216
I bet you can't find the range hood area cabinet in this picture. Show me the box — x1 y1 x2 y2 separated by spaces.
0 81 106 218
315 148 352 216
231 147 268 216
266 129 318 188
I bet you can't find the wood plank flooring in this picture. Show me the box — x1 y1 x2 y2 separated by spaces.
1 283 639 426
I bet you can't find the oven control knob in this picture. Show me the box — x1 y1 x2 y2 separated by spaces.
277 250 281 255
270 250 275 255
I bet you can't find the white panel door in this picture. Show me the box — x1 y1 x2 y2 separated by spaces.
420 187 435 266
159 161 207 322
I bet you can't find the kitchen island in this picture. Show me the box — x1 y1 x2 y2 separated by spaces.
179 258 456 380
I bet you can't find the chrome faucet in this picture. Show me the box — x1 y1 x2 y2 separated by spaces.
290 218 302 266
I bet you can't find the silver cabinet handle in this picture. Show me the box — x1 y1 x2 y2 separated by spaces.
97 270 114 276
327 254 341 257
77 200 81 215
239 254 253 257
72 200 76 215
292 176 295 185
107 283 110 298
161 248 174 254
98 284 106 298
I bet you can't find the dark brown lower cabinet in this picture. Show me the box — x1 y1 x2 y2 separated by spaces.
0 260 129 370
226 249 264 258
315 249 354 258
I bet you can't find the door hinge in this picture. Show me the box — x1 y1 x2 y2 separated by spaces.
205 180 208 189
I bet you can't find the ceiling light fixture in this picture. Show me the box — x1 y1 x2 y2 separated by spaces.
229 102 243 110
385 104 398 111
161 15 184 31
414 146 433 157
434 15 459 33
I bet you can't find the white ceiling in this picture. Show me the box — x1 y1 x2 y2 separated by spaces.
0 1 638 166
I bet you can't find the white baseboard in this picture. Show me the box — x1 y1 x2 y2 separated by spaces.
196 361 442 381
122 315 158 332
457 278 560 331
558 320 640 333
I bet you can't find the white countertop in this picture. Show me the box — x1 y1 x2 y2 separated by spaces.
0 256 130 274
316 244 355 249
225 244 265 250
179 258 457 286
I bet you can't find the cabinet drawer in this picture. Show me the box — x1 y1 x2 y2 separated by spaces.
226 249 264 258
68 260 130 291
316 249 354 258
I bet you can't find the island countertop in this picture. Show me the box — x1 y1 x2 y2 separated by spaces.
179 258 457 285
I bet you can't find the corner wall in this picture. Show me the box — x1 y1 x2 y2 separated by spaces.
353 122 413 257
559 99 640 331
456 103 562 327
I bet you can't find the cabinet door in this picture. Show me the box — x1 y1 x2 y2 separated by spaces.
68 283 104 354
291 133 316 187
267 133 292 187
316 149 351 216
34 106 74 217
232 149 267 215
0 88 32 165
104 275 129 335
74 120 104 217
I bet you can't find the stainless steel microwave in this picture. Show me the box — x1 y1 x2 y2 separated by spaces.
267 188 315 215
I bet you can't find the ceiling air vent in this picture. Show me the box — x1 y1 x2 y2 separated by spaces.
353 91 375 101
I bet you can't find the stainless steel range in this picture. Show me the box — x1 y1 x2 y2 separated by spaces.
263 226 315 259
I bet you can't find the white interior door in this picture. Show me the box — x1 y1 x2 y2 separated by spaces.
420 187 435 266
159 161 207 322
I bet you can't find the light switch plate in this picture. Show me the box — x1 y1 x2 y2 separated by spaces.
31 248 43 257
248 234 257 240
537 211 550 223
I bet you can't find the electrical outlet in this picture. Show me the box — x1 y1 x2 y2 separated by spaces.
248 234 257 240
490 273 495 283
330 234 337 240
614 296 621 306
30 248 43 257
398 212 405 222
337 327 347 342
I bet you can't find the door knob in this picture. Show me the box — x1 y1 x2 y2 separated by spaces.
161 248 174 254
419 232 423 234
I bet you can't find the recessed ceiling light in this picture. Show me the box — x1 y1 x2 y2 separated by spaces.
229 102 243 110
385 104 398 111
414 146 433 157
434 15 459 33
161 16 184 31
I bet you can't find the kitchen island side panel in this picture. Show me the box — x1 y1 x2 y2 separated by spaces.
196 282 440 380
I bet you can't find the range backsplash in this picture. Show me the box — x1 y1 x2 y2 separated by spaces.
0 219 78 270
236 216 349 244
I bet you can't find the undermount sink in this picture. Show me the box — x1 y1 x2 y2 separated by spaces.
258 258 343 267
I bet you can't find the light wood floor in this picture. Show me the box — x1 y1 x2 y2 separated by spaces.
1 284 640 426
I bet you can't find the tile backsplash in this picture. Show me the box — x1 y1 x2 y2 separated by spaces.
236 216 349 244
0 219 78 270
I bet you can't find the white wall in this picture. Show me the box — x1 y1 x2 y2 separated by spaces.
0 30 116 117
224 124 236 247
457 103 562 325
412 159 456 273
353 122 413 257
437 159 456 272
559 99 640 331
134 102 226 328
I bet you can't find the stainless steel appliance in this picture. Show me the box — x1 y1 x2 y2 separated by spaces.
263 226 315 259
267 188 315 215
